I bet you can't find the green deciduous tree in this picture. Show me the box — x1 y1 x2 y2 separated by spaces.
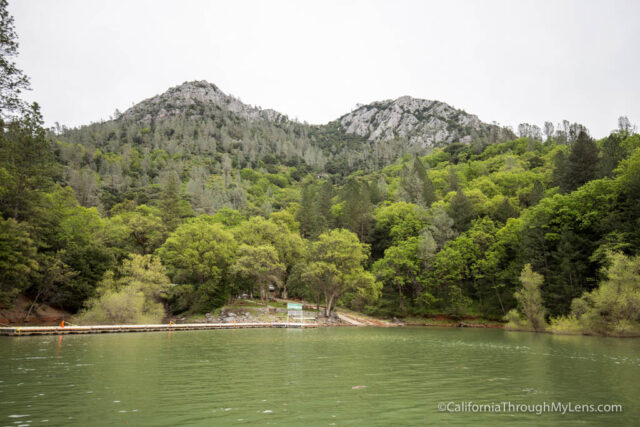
232 244 285 301
372 202 429 258
158 217 237 309
109 204 166 255
568 252 640 336
303 229 380 316
234 215 306 298
75 254 170 324
508 264 546 331
372 237 423 314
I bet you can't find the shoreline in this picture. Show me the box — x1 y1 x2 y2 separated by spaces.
2 321 638 339
0 322 318 336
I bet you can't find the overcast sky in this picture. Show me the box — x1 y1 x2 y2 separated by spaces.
9 0 640 137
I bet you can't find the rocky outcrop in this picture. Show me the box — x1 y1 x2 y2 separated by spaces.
339 96 509 148
119 80 512 150
120 80 287 124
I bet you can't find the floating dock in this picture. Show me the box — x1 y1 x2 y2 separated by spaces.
0 322 317 336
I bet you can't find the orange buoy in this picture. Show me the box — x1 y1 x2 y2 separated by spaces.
60 320 65 328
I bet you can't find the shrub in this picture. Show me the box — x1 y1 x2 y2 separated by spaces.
75 254 169 324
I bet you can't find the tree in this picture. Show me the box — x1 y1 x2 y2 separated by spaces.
159 171 193 231
520 180 544 207
158 217 237 309
232 244 284 301
446 165 460 192
0 218 37 305
428 206 456 249
303 229 380 316
341 178 374 242
551 150 567 189
296 183 323 238
399 155 435 206
372 237 422 313
432 235 476 315
316 180 334 227
234 216 305 298
0 105 57 220
373 202 429 248
543 122 555 141
33 186 116 311
448 190 476 232
109 204 166 255
67 167 100 208
599 132 627 178
510 264 546 331
560 131 600 193
568 252 640 336
617 116 635 134
492 197 518 224
0 0 30 117
75 255 170 324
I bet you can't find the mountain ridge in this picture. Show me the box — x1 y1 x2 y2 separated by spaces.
118 80 513 148
120 80 287 124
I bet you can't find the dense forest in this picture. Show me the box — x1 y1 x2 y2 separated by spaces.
1 1 639 336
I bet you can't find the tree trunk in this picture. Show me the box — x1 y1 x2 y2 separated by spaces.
24 288 42 322
494 285 506 316
325 293 335 317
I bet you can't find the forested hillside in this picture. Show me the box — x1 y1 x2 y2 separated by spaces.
1 0 640 335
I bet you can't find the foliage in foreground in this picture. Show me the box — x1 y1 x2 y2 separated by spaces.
550 252 640 336
505 264 547 331
75 255 169 325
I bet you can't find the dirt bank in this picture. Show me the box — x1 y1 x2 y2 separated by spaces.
0 296 70 326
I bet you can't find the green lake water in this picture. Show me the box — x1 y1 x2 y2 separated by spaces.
1 327 639 426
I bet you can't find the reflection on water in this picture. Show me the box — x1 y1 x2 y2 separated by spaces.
1 327 639 425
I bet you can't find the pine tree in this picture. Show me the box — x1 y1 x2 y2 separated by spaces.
0 104 57 220
493 197 517 224
0 0 30 117
316 180 334 227
296 183 323 238
412 155 436 206
446 165 460 193
448 190 476 233
342 179 374 242
160 172 193 231
561 131 600 193
552 150 567 189
599 132 626 178
400 156 436 207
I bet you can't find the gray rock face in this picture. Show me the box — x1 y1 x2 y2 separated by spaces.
118 80 512 151
339 96 495 148
121 80 286 124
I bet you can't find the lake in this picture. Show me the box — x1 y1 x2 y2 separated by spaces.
1 327 639 425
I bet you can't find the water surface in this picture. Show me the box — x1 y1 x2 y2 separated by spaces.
1 327 639 425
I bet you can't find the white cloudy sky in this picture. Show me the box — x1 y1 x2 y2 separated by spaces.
9 0 640 137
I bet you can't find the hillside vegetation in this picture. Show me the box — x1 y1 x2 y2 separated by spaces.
1 3 639 335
